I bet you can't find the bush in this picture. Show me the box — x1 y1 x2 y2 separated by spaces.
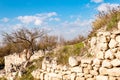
92 6 120 31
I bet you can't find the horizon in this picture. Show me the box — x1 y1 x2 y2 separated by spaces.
0 0 120 41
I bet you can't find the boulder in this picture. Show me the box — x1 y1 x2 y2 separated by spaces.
115 51 120 59
96 51 104 59
68 56 79 67
111 59 120 67
71 66 82 73
99 67 108 75
92 58 101 66
102 60 112 68
107 68 120 77
109 39 118 49
97 42 108 51
116 35 120 43
105 49 115 60
96 76 108 80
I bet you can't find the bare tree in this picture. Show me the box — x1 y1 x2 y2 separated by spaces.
38 35 58 54
2 28 46 56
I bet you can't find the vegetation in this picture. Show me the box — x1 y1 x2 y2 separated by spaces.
2 28 46 55
92 6 120 31
88 6 120 38
45 42 85 65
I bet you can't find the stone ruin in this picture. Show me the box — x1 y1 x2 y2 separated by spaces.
31 22 120 80
1 21 120 80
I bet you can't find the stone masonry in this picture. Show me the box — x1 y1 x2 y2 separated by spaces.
31 21 120 80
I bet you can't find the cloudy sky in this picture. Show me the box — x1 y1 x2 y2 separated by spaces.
0 0 120 40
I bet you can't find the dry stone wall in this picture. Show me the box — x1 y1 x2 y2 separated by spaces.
32 30 120 80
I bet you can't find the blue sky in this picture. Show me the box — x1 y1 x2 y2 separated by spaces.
0 0 120 40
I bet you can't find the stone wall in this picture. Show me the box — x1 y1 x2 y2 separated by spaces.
4 50 44 73
31 24 120 80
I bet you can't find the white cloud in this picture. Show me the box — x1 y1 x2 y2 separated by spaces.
17 12 58 26
62 18 92 28
97 3 120 12
1 17 9 22
49 18 60 21
13 24 23 30
91 0 103 3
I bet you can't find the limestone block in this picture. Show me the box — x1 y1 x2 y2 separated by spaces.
99 67 108 75
110 48 117 53
81 63 88 68
107 68 120 77
111 59 120 67
96 76 108 80
70 73 76 80
90 37 97 47
96 51 104 59
93 66 99 71
117 77 120 80
115 51 120 59
68 56 79 67
116 35 120 43
102 60 112 68
109 39 118 48
90 70 98 76
77 73 84 77
81 59 93 64
109 76 117 80
97 42 108 51
83 68 90 74
71 66 82 73
92 58 101 66
44 74 49 80
105 49 115 60
86 78 95 80
84 74 93 78
97 36 107 43
87 64 92 70
118 21 120 30
97 32 110 37
63 74 70 80
111 34 116 39
76 77 85 80
40 73 45 80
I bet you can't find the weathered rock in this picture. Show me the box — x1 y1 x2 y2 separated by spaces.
92 58 101 66
83 68 90 74
71 66 82 73
81 59 93 64
111 59 120 67
109 76 117 80
68 56 79 67
102 60 112 68
90 37 97 47
115 51 120 59
86 78 95 80
76 77 85 80
90 70 98 76
105 49 115 59
116 35 120 43
96 76 108 80
99 67 108 75
109 39 118 48
97 42 108 51
107 68 120 77
96 51 104 59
